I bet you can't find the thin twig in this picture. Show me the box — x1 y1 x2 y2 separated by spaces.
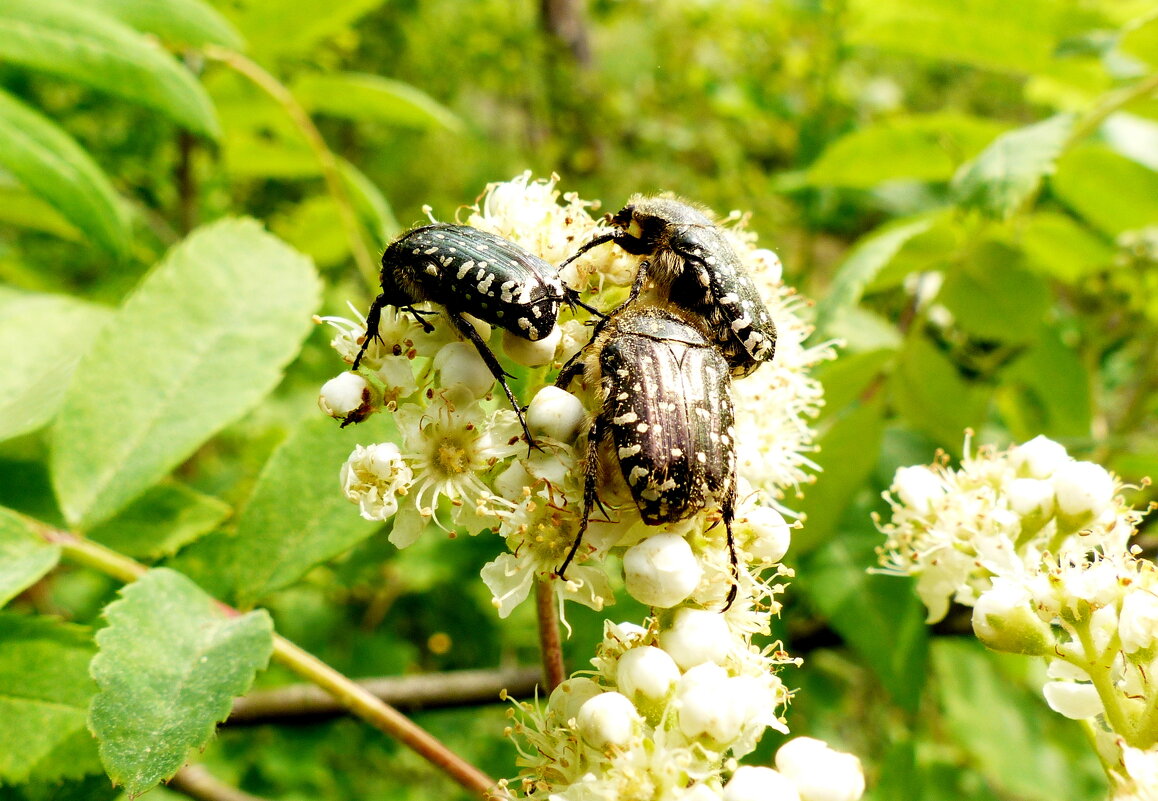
535 579 566 691
1066 71 1158 149
168 765 270 801
200 45 378 285
227 666 541 725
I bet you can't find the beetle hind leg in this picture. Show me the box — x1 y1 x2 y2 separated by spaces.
352 293 388 371
558 415 606 578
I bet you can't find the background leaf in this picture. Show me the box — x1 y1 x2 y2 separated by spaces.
1052 144 1158 236
0 288 112 443
0 615 99 784
293 72 463 131
88 0 244 49
0 508 60 608
86 483 232 559
0 0 220 137
50 218 320 531
89 568 274 797
0 91 131 258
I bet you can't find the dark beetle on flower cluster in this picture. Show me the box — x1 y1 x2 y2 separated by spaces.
351 223 585 445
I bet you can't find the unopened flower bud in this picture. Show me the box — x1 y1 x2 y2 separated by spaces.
1043 680 1102 720
1053 460 1114 529
680 784 723 801
503 324 562 367
1120 589 1158 654
741 506 792 564
775 737 865 801
660 607 733 670
748 249 783 284
616 646 680 704
624 534 703 608
576 691 639 749
676 663 746 743
319 372 374 424
1011 435 1069 479
459 312 491 341
724 766 800 801
972 578 1052 655
526 385 586 442
433 342 494 398
1007 478 1056 536
892 466 944 514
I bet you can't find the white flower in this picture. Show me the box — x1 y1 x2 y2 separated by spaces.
339 442 413 521
576 691 640 749
660 607 734 670
775 737 865 801
616 646 681 705
623 534 703 608
739 505 792 564
676 663 747 743
318 372 373 423
1042 680 1103 720
972 577 1052 655
1053 461 1115 527
724 766 800 801
526 385 587 443
432 342 495 399
1120 589 1158 654
1007 478 1055 528
1120 745 1158 801
892 466 945 514
504 324 563 367
1011 435 1070 479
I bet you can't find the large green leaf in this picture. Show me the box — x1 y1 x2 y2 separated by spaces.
0 178 82 241
89 0 244 49
0 90 131 258
0 507 60 609
50 219 320 531
225 0 388 60
1053 144 1158 236
174 414 394 608
997 327 1091 441
90 569 273 797
1019 212 1113 283
937 241 1051 342
0 0 219 138
0 288 112 443
889 337 990 447
0 615 99 784
86 483 231 559
807 113 1007 188
293 72 463 131
951 114 1075 220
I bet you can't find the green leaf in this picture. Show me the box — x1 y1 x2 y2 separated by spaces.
937 241 1051 342
270 196 351 268
807 113 1007 188
814 214 941 334
0 0 220 138
293 72 463 132
0 179 82 241
890 337 990 447
997 326 1091 440
816 348 897 421
1019 211 1113 283
0 507 60 608
339 159 401 242
89 568 274 796
88 0 244 49
50 218 320 531
0 288 112 443
933 639 1105 801
951 114 1075 219
0 614 99 784
1053 144 1158 236
227 0 388 60
0 90 131 258
174 414 394 608
86 483 231 559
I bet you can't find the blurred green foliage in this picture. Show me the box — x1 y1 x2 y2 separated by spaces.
1 0 1157 799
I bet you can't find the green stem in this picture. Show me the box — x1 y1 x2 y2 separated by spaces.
1066 71 1158 150
1073 619 1137 745
201 45 378 286
33 523 507 800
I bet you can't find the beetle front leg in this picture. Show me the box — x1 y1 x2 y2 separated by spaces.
352 293 387 371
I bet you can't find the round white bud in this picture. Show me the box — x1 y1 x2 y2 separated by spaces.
660 607 733 670
616 646 681 704
1043 681 1103 720
1011 435 1069 479
972 578 1052 655
546 677 602 725
623 533 703 608
1007 477 1056 535
775 737 866 801
1120 589 1158 654
1052 460 1114 527
576 691 639 749
526 385 586 442
432 342 494 398
679 784 723 801
503 324 562 367
319 372 372 420
676 663 746 743
459 312 491 341
724 766 800 801
742 506 792 564
892 466 944 514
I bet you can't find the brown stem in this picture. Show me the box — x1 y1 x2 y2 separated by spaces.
227 666 541 725
535 578 566 691
200 45 378 285
175 130 198 235
168 765 270 801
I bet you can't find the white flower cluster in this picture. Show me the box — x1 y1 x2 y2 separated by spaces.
507 617 864 801
878 434 1158 797
320 174 853 798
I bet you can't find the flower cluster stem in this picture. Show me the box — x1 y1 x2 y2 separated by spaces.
536 578 566 691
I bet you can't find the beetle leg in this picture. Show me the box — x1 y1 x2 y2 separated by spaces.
352 293 388 371
721 494 739 612
403 304 438 333
558 413 606 578
446 310 541 452
558 231 620 272
602 258 651 320
562 285 606 319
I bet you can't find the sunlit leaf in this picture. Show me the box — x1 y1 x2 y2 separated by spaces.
0 90 131 258
226 0 388 60
89 0 244 49
0 0 220 137
50 219 320 530
90 569 273 796
1019 212 1114 283
293 72 463 132
1053 144 1158 236
85 483 231 559
937 241 1051 342
0 507 60 608
890 337 990 446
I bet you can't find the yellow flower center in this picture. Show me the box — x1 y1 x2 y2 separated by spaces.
437 438 471 474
